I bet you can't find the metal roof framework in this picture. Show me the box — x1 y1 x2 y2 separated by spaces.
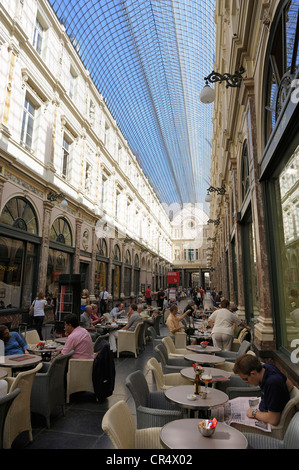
49 0 216 209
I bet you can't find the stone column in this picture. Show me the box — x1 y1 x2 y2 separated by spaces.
73 218 82 274
37 201 53 293
89 226 96 296
246 91 274 350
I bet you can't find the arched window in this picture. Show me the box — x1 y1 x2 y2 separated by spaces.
241 141 250 201
264 0 299 143
134 254 140 268
50 217 72 246
0 196 38 234
125 249 131 265
96 238 108 257
113 244 121 261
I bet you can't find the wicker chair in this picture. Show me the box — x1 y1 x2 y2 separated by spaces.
231 386 299 440
0 388 20 449
154 343 189 372
93 333 109 352
3 362 43 448
0 339 4 356
125 370 183 429
244 412 299 449
66 358 94 403
147 357 191 391
216 340 251 362
215 374 261 399
102 400 163 449
117 322 142 358
21 329 40 345
30 350 74 427
137 321 146 354
147 326 166 347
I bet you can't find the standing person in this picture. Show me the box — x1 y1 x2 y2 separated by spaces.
233 354 291 426
208 299 250 351
177 288 182 303
81 289 90 312
157 288 165 310
99 287 109 314
145 285 152 306
30 290 47 340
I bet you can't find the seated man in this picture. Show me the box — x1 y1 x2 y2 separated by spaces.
183 300 197 317
109 304 142 355
233 354 291 426
80 305 97 339
0 324 29 355
61 313 94 359
109 302 125 321
166 304 191 335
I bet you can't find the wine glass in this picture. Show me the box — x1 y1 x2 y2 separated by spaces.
201 369 213 393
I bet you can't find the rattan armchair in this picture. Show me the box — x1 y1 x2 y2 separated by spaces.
66 358 94 403
3 362 42 448
147 357 191 390
117 322 142 358
244 412 299 449
30 350 74 427
125 370 183 429
162 336 195 357
102 400 163 449
0 388 20 449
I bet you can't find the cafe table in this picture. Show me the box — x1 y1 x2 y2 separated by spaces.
180 366 231 384
0 354 42 371
186 344 221 354
184 353 225 365
160 419 248 449
164 385 228 418
27 342 63 360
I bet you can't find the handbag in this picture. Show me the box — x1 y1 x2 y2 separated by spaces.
185 317 195 335
29 300 35 316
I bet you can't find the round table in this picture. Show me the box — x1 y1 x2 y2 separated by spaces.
160 419 248 449
0 354 42 369
180 367 231 383
184 353 225 364
186 344 221 354
164 385 228 411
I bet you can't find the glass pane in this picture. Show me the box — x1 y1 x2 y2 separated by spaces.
276 144 299 350
94 261 107 298
46 248 71 296
0 237 23 308
22 243 37 308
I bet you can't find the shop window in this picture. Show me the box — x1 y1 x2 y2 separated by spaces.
0 197 38 234
50 217 72 246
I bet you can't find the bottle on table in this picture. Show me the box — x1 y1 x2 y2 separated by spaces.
194 369 201 395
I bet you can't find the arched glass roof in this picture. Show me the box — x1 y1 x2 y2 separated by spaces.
49 0 216 208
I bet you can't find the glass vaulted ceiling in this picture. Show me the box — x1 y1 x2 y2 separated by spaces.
49 0 216 208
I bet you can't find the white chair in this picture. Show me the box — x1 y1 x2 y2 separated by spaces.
3 362 43 448
162 336 195 358
0 339 4 356
102 400 163 449
21 329 40 345
147 357 191 390
66 358 94 403
117 322 142 358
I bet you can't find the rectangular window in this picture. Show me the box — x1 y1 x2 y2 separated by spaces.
69 70 76 99
62 136 69 179
33 18 44 54
20 96 36 151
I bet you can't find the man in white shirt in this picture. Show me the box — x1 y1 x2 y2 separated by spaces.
99 287 109 314
109 303 125 320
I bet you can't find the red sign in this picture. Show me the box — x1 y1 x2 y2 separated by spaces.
167 271 180 284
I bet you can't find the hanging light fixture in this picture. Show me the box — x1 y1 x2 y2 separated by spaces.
200 67 245 103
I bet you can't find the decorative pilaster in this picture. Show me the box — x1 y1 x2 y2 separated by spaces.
37 201 53 293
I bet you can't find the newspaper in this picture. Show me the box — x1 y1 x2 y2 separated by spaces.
223 397 271 432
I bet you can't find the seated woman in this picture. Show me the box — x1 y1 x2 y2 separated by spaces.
0 324 29 355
